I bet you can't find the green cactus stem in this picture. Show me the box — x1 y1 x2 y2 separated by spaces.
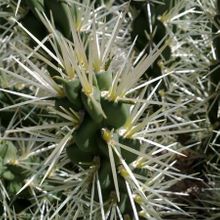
81 86 106 123
57 77 83 111
44 0 71 38
66 144 95 165
95 71 113 91
73 116 101 153
101 98 130 129
98 160 113 190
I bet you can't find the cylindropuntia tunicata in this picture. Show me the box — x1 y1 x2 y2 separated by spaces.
0 0 210 219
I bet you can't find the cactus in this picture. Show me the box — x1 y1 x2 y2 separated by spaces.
1 0 220 219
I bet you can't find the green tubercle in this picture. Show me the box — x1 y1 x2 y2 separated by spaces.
73 116 100 153
57 77 83 111
101 98 130 129
95 71 113 91
66 144 94 164
0 140 17 164
98 160 113 190
81 86 105 123
44 0 71 38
